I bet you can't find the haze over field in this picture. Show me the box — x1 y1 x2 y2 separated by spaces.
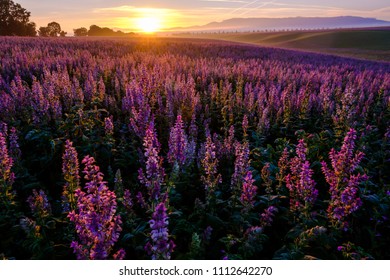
16 0 390 34
171 16 390 32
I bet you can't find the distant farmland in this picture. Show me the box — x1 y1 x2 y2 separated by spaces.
176 27 390 62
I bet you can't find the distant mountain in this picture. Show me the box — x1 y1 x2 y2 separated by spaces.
169 16 390 32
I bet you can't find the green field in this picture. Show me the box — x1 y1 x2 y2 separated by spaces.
176 28 390 61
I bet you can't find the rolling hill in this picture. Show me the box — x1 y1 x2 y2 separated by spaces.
176 27 390 62
170 16 390 33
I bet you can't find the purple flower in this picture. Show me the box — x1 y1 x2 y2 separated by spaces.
113 248 126 260
260 206 278 228
136 191 147 209
276 148 289 191
189 113 198 140
9 127 21 163
0 122 7 136
27 189 51 218
128 103 152 140
240 171 257 209
201 136 222 197
0 132 14 201
138 122 165 202
221 250 229 260
68 156 123 260
242 115 249 138
222 125 235 156
19 217 37 235
62 140 80 185
286 139 318 213
385 127 390 140
145 202 175 260
231 141 250 188
328 129 365 176
322 129 367 229
186 113 198 165
122 189 133 211
203 226 213 242
261 163 273 194
30 79 48 124
62 140 80 212
168 115 189 169
104 116 114 136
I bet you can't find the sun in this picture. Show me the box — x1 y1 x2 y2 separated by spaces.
137 17 160 33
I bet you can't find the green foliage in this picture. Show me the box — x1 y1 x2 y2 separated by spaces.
0 0 36 36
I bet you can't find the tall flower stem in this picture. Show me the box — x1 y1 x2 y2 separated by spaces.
68 156 124 260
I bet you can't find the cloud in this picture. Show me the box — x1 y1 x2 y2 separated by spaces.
209 1 390 21
200 0 249 3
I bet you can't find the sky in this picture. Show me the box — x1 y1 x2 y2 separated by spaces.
17 0 390 34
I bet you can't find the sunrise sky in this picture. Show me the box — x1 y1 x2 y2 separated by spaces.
17 0 390 33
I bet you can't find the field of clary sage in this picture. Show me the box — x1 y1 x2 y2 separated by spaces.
0 37 389 260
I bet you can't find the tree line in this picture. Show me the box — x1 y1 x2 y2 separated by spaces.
73 25 134 37
0 0 134 37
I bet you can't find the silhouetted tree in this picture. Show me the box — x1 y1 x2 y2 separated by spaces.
87 24 134 37
0 0 36 36
73 27 88 37
47 22 61 36
38 26 49 37
88 25 102 36
39 21 63 37
60 31 67 37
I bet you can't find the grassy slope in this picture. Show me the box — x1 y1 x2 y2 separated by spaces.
175 28 390 62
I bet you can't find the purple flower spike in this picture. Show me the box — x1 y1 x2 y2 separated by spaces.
231 141 250 188
201 136 222 197
260 206 278 228
0 132 15 201
242 115 249 137
27 189 51 218
322 129 367 229
168 114 189 169
9 127 21 163
104 116 114 136
145 202 175 260
68 156 124 260
62 140 80 212
113 248 126 260
240 171 257 209
286 139 318 213
138 121 165 202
